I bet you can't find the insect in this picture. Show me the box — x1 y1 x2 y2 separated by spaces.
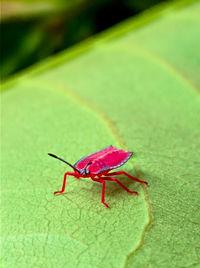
48 146 148 208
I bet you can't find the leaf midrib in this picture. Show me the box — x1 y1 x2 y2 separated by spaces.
25 78 154 268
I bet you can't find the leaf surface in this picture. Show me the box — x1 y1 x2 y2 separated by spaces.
1 1 200 267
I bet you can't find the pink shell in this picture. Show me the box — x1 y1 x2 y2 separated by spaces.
74 146 133 175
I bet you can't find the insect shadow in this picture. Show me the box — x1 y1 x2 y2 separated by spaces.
90 168 142 197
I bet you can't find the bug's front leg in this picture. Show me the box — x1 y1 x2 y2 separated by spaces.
54 172 76 195
92 178 109 208
100 180 109 208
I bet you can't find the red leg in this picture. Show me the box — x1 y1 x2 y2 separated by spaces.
92 178 109 208
54 172 76 195
107 171 148 185
103 177 138 194
101 180 109 208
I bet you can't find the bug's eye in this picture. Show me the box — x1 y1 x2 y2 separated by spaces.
84 162 92 175
86 169 90 174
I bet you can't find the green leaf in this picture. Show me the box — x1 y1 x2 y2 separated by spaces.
1 0 200 267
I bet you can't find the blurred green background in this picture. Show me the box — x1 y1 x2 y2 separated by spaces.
1 0 169 80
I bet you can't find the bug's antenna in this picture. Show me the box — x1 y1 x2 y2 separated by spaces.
48 153 80 173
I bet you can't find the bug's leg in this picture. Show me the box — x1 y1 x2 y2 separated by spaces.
107 171 148 185
54 172 76 195
101 180 109 208
92 178 109 208
103 177 138 194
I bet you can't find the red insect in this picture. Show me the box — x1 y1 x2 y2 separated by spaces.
48 146 147 208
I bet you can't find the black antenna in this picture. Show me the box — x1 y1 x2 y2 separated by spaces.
48 153 80 173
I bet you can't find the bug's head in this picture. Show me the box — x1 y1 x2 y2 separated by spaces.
83 162 92 175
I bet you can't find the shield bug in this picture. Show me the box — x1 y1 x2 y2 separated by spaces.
48 146 147 208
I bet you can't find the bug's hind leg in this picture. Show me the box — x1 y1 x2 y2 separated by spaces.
103 177 138 194
54 172 76 195
107 171 148 185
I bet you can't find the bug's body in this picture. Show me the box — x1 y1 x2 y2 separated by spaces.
49 146 147 208
75 146 132 175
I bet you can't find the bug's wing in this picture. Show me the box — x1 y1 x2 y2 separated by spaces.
74 146 116 170
88 150 133 175
103 150 133 169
